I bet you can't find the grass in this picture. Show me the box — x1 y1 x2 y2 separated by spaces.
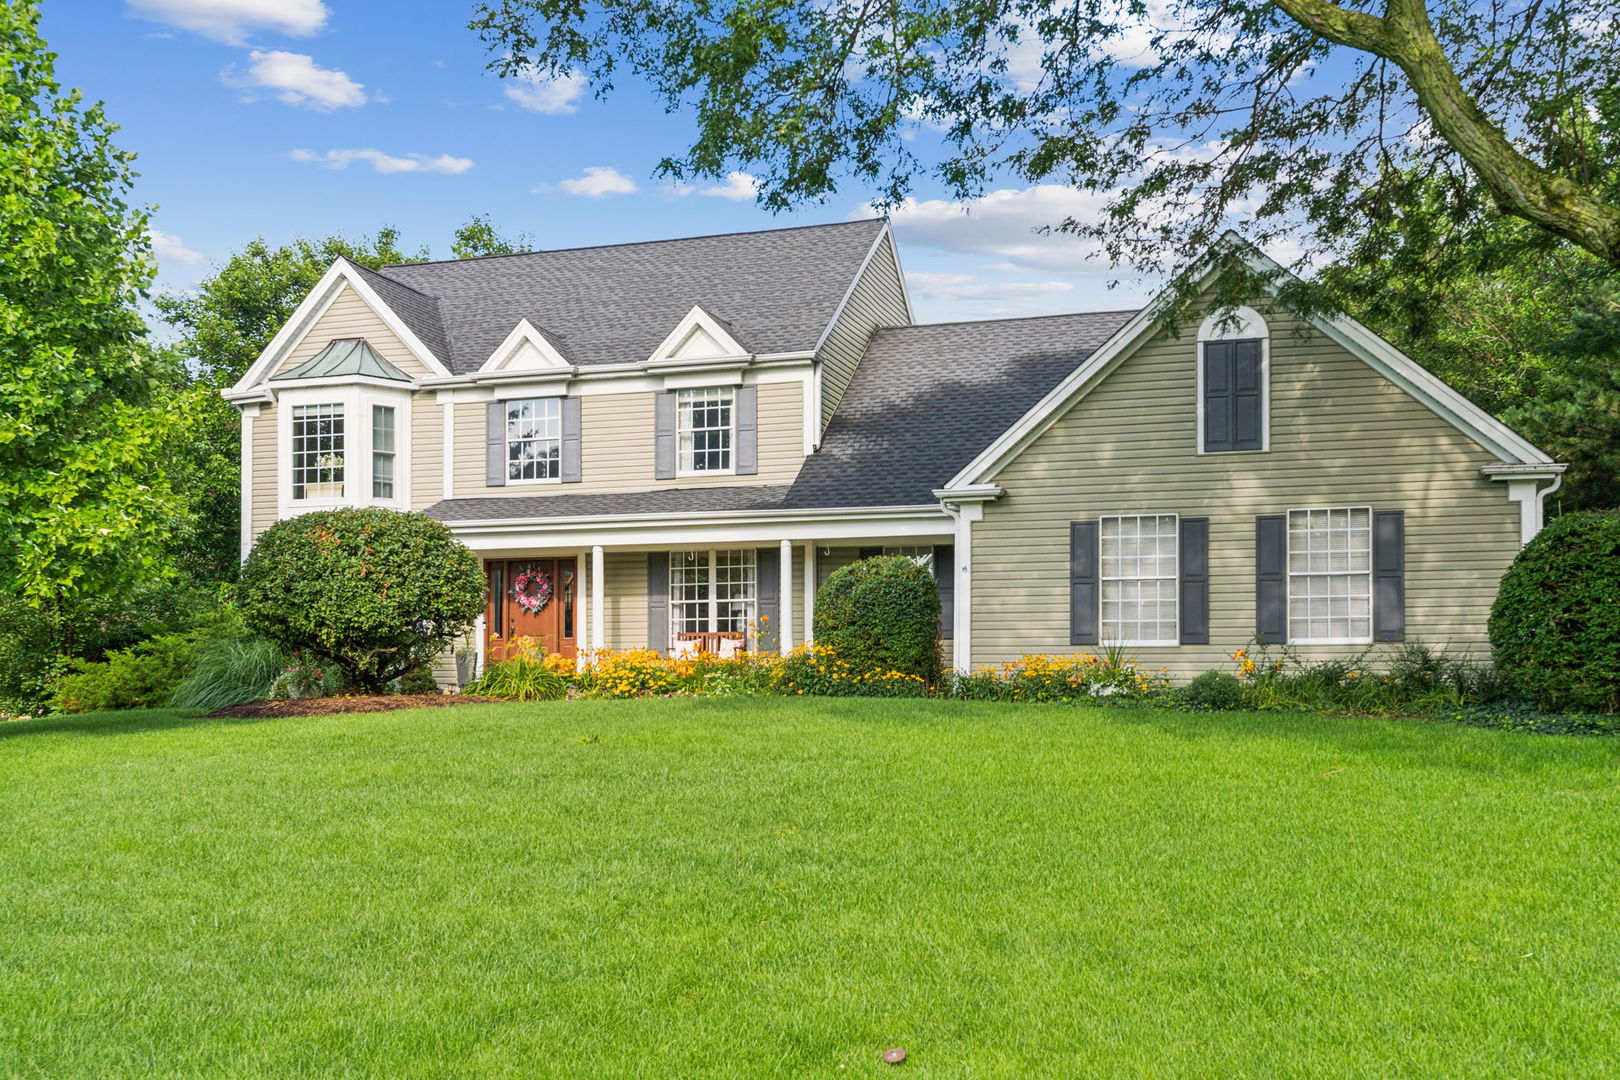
2 699 1618 1078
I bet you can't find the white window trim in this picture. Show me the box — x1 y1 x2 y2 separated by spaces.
1099 512 1181 648
276 383 410 519
503 397 564 487
675 386 736 477
1195 305 1271 455
1286 505 1374 646
669 549 757 643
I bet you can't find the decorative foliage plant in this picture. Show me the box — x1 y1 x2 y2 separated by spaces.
812 556 942 684
237 508 485 694
1489 510 1620 713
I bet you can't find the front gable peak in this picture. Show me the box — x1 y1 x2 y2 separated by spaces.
478 319 574 373
647 305 748 364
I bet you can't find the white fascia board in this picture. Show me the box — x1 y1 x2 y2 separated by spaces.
949 233 1554 488
229 258 452 393
813 222 892 357
450 512 953 552
416 352 815 391
1481 462 1567 480
478 318 573 373
443 502 946 531
932 484 1004 504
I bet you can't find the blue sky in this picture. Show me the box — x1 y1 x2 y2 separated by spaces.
47 0 1166 324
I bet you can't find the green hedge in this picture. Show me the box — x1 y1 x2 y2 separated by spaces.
1489 510 1620 713
812 555 941 684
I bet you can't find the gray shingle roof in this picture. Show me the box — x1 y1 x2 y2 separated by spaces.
781 310 1138 508
421 309 1139 524
345 261 450 364
376 219 884 374
425 485 793 523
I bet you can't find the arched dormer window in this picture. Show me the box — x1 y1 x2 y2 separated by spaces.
1197 306 1269 453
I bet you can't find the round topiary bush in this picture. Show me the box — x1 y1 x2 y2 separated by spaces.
1488 510 1620 713
1182 669 1244 710
812 555 941 684
238 508 485 693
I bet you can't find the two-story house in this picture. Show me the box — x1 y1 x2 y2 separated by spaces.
224 219 1565 682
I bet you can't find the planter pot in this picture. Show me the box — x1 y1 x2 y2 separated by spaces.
304 483 344 500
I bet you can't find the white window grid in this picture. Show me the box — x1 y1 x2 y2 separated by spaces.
669 550 756 641
1100 514 1179 646
1288 507 1373 644
884 546 935 571
677 387 733 473
291 403 344 500
371 404 395 499
507 398 561 482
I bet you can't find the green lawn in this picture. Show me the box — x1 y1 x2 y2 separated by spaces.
2 700 1618 1078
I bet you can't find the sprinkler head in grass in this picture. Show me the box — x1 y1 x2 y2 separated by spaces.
882 1047 906 1064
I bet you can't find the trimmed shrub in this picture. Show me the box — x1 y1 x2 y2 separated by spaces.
49 632 198 714
1489 510 1620 712
812 556 941 684
1182 669 1243 710
238 508 485 693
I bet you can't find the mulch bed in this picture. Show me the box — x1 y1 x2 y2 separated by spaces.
208 694 499 719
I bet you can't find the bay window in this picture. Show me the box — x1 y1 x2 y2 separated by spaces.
291 403 344 500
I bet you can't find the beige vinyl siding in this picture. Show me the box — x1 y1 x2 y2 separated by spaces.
972 309 1522 679
451 381 805 499
817 234 909 429
271 283 432 379
409 397 443 510
249 403 278 544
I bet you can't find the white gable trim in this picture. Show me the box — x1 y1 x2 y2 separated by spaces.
478 319 574 373
946 235 1554 489
646 305 749 364
230 258 450 392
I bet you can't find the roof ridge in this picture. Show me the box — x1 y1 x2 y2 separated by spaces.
346 258 441 303
380 218 886 271
889 308 1142 332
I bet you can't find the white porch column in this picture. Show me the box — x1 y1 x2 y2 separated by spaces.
952 505 982 671
238 404 256 562
779 539 795 652
803 542 817 645
575 548 590 671
591 545 606 655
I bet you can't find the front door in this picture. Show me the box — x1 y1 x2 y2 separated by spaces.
485 558 578 662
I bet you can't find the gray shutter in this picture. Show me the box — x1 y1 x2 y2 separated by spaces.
654 391 676 480
934 544 954 640
1179 517 1210 645
1202 342 1234 452
485 401 507 487
1070 521 1099 646
1255 514 1287 644
1373 509 1406 642
734 385 758 476
755 547 780 652
647 554 669 654
560 396 582 483
1232 340 1264 450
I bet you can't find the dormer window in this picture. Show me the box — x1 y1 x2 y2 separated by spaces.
1197 306 1268 453
677 387 734 474
291 403 345 500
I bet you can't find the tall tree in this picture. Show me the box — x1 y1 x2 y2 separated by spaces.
0 2 181 601
473 0 1620 290
451 213 534 258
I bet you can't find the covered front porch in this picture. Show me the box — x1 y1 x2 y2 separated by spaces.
441 505 964 675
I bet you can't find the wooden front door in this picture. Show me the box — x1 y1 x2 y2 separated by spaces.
486 558 578 662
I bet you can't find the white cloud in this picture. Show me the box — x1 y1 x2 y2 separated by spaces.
875 185 1116 273
905 271 1073 303
696 172 761 202
126 0 327 45
555 166 640 197
146 229 207 266
504 67 587 114
289 148 474 175
229 51 367 110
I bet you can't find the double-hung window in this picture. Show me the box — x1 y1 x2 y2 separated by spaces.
507 398 561 482
291 403 344 500
1099 514 1179 646
669 550 756 640
677 388 733 473
371 405 396 499
1288 507 1372 643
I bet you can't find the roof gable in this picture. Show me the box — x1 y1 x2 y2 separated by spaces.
478 319 574 372
647 305 748 363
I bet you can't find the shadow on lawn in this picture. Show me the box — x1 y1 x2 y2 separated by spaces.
0 708 271 741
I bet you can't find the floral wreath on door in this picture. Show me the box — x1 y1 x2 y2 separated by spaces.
511 567 553 613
